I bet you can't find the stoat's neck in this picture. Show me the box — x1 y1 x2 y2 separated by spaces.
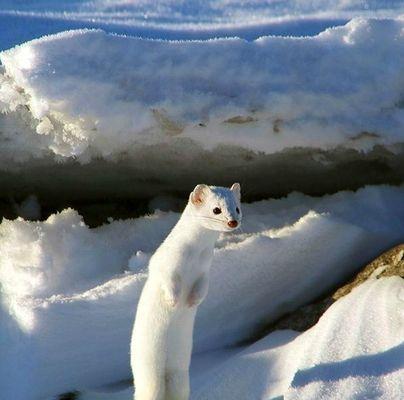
171 203 220 249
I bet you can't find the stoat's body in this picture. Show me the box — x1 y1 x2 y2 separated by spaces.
131 184 242 400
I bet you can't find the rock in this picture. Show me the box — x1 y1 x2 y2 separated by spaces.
333 244 404 299
265 244 404 334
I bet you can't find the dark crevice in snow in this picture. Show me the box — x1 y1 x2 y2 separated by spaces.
58 392 79 400
1 144 404 226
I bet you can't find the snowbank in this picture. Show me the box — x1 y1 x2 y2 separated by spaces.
194 276 404 400
1 17 403 201
1 17 403 161
1 184 403 399
80 277 404 400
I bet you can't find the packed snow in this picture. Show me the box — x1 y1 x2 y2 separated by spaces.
1 184 403 400
1 17 403 162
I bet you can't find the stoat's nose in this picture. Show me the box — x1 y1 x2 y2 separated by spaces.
227 220 238 228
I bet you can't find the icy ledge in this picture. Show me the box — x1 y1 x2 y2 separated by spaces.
0 17 403 161
0 184 403 399
1 17 403 201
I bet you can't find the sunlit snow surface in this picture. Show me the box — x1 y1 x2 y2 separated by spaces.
1 18 403 162
81 277 404 400
1 185 403 399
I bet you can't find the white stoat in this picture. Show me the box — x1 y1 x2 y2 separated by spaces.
131 183 242 400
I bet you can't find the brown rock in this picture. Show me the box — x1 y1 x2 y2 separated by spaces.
266 244 404 334
333 244 404 300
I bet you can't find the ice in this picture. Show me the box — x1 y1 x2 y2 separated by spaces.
1 184 403 399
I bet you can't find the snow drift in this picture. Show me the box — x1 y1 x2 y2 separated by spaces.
194 276 404 400
1 18 403 158
1 184 403 400
77 277 404 400
1 17 404 201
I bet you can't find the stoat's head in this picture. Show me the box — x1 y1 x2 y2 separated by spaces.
188 183 242 232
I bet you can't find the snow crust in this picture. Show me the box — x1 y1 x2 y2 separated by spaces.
1 17 403 164
1 184 403 399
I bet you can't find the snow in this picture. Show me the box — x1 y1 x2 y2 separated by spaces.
194 276 404 400
1 184 403 399
79 276 404 400
0 2 403 399
0 17 403 164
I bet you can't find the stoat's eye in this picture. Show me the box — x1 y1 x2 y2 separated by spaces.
236 207 240 214
213 207 222 215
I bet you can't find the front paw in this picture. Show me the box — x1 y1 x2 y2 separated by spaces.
187 275 208 308
165 292 179 307
164 273 182 307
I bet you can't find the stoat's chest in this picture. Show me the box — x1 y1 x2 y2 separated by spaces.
174 245 213 282
151 242 214 284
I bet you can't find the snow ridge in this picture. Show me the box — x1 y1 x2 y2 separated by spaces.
194 277 404 400
0 17 403 163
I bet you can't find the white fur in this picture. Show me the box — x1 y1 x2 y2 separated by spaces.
131 184 242 400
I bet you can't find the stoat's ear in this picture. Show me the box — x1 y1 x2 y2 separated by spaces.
230 183 241 200
190 184 210 206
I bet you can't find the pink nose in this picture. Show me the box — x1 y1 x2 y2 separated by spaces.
228 220 238 228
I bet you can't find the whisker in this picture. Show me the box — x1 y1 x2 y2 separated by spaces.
188 214 244 233
188 214 224 223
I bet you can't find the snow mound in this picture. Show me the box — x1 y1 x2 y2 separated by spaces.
193 276 404 400
1 184 403 399
1 17 403 163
